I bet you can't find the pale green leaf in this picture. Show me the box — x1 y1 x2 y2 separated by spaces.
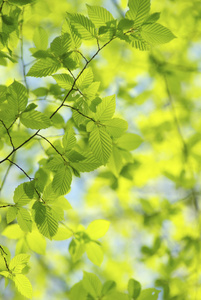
128 279 141 299
116 133 143 150
68 13 96 40
70 282 88 300
76 67 94 90
62 18 82 48
86 5 114 28
52 227 73 240
141 23 176 45
33 27 48 50
63 127 76 152
7 81 28 112
107 146 123 177
71 151 101 172
20 110 51 129
69 239 86 262
13 182 34 206
138 288 161 300
104 118 128 137
26 230 46 255
6 206 17 223
86 219 110 239
126 0 150 27
89 127 112 165
17 207 32 232
9 254 30 271
82 271 102 298
95 95 116 121
101 281 116 296
52 73 74 90
143 12 161 24
27 58 61 77
52 166 72 195
13 274 33 299
2 224 24 239
50 33 71 56
86 242 103 266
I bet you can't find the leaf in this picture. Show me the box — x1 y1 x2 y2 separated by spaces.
26 230 46 255
95 95 116 121
52 227 73 240
104 118 128 137
69 239 86 262
76 67 94 90
9 254 30 271
32 201 58 239
86 242 103 266
68 13 96 40
13 182 34 206
62 18 82 48
20 110 51 129
86 5 114 28
141 23 176 45
6 206 17 223
2 224 24 239
101 281 116 296
52 73 74 90
13 274 33 299
27 58 61 77
52 166 72 195
62 127 76 151
7 81 28 112
86 219 110 239
138 288 161 300
107 146 123 177
89 127 112 165
143 12 161 24
71 151 101 172
50 33 72 56
82 271 102 298
126 0 150 27
116 133 143 151
129 35 150 51
17 207 32 232
128 279 141 299
70 282 88 300
33 26 48 50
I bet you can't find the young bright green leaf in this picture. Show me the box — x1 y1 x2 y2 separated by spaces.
9 254 30 271
17 207 32 232
89 127 112 165
52 73 74 90
76 67 94 90
128 279 141 299
101 280 116 296
52 227 73 240
2 224 24 240
104 118 128 137
70 282 88 300
63 127 76 152
86 242 103 266
138 288 161 300
126 0 150 27
52 166 72 195
20 110 51 129
26 230 46 255
95 95 116 121
50 33 72 56
7 81 28 112
13 274 33 299
70 151 101 172
86 5 114 28
107 146 123 177
27 58 61 77
32 201 58 239
104 291 129 300
33 27 48 50
62 18 82 48
69 239 86 262
86 219 110 239
116 133 143 151
82 271 102 298
67 13 96 40
143 12 161 24
129 35 150 51
6 206 17 223
141 23 176 45
13 183 34 206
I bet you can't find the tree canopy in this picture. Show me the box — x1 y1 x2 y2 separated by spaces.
0 0 201 299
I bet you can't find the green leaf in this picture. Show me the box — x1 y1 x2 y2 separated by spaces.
104 118 128 137
17 207 32 232
2 224 24 240
52 227 73 240
138 288 161 300
104 291 129 300
13 182 34 206
68 13 96 40
32 201 59 239
6 206 17 223
63 127 76 152
82 271 102 298
0 85 7 104
23 103 37 112
76 67 94 90
27 58 61 77
128 279 141 299
107 146 123 177
129 35 150 51
7 81 28 112
118 19 134 30
95 95 116 121
86 5 114 28
26 230 46 255
13 274 33 299
52 166 72 195
20 110 51 129
116 133 143 151
52 73 74 90
50 33 72 56
33 27 48 50
70 151 101 172
101 281 116 296
70 282 88 300
62 17 82 48
89 127 112 165
141 23 176 45
126 0 150 27
143 12 161 24
86 242 103 266
69 239 86 262
9 254 30 271
86 219 110 239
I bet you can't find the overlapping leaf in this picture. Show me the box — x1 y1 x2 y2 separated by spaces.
141 23 176 45
126 0 150 27
27 58 61 77
86 5 114 28
20 110 51 129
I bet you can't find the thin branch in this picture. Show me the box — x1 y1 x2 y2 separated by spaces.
0 246 9 271
63 104 95 122
0 154 15 193
36 133 67 162
7 158 33 180
0 120 15 149
75 50 88 63
0 204 13 208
